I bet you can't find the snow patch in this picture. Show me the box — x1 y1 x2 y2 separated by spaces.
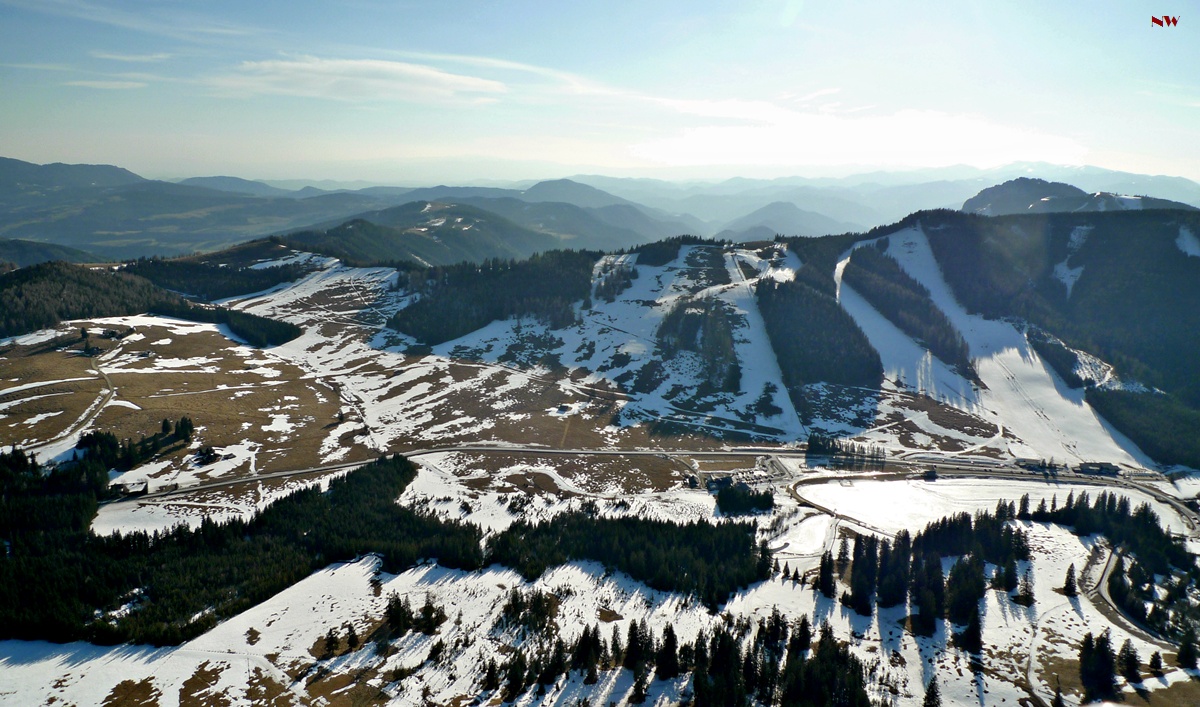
1177 226 1200 258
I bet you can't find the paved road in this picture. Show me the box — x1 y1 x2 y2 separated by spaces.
122 444 786 502
128 445 1200 543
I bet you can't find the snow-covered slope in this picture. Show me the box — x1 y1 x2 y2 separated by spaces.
837 226 1153 467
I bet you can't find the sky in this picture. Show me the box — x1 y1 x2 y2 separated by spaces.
0 0 1197 184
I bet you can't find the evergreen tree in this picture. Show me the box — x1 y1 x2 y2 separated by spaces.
483 659 500 691
1150 651 1164 676
629 663 649 704
1178 624 1198 669
818 551 836 598
656 623 680 680
1118 638 1139 684
1063 563 1078 597
505 651 528 698
923 676 942 707
323 628 339 658
1016 569 1035 606
1079 630 1117 700
957 607 983 655
836 538 850 576
1002 557 1019 593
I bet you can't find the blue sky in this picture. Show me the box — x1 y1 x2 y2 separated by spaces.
1 0 1196 183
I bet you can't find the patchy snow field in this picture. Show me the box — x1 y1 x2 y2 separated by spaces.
92 468 354 536
6 472 1193 706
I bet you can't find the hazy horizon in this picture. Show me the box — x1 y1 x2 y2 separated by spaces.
2 0 1196 183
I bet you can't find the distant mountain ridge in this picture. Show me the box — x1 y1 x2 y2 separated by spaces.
962 178 1198 216
176 176 296 199
0 238 98 267
4 155 1200 264
281 201 562 266
0 156 143 190
716 201 860 239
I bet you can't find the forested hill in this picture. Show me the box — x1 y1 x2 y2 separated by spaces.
883 208 1200 466
962 177 1198 216
0 262 178 338
898 209 1200 397
0 238 98 268
282 202 561 267
0 261 303 347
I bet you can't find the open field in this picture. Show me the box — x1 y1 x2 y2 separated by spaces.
1 315 374 490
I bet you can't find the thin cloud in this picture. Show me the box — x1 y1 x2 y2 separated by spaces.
632 107 1087 169
2 0 262 42
391 50 613 96
91 51 171 63
64 80 146 89
1 62 73 71
206 56 507 102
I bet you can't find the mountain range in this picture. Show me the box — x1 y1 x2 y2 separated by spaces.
3 155 1200 267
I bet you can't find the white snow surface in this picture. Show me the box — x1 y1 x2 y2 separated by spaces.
1177 226 1200 258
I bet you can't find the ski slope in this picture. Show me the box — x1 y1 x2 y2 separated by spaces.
837 226 1154 467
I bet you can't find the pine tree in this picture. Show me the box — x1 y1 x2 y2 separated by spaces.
1118 638 1139 684
789 614 811 658
1016 570 1035 606
483 659 500 691
818 551 836 598
323 628 339 658
505 651 528 698
1150 651 1164 676
836 537 850 575
656 623 680 680
1063 564 1078 597
958 607 983 654
347 623 359 649
923 676 942 707
1178 624 1198 669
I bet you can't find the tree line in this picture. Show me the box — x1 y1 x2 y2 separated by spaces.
0 454 483 645
1 450 776 645
487 512 772 609
0 261 177 338
75 416 195 474
631 235 712 267
657 295 742 395
149 301 302 348
123 257 309 301
842 243 974 378
488 594 872 707
716 485 775 515
1085 388 1200 470
1026 329 1087 388
755 278 883 394
387 250 599 345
